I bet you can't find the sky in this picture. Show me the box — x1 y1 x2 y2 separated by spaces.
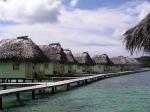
0 0 150 57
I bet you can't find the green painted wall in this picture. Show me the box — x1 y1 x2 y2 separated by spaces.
0 61 26 78
110 65 122 72
64 64 74 75
75 65 83 73
93 64 104 73
40 63 53 75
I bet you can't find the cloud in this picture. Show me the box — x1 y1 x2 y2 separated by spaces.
0 0 149 57
0 0 62 23
70 0 78 7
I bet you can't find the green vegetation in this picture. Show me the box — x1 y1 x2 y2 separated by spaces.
136 56 150 67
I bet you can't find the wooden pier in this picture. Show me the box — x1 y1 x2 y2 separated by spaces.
0 69 149 109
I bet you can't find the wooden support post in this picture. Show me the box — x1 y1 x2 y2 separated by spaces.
16 93 20 101
32 90 35 99
23 79 25 83
42 89 46 93
16 79 18 83
39 90 42 95
85 79 88 84
55 87 57 91
51 87 55 94
3 85 6 90
32 79 34 82
77 81 80 86
0 97 2 110
67 84 70 90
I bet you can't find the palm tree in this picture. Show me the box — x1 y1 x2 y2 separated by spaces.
123 13 150 54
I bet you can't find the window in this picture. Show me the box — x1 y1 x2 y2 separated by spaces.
13 63 20 70
44 63 49 69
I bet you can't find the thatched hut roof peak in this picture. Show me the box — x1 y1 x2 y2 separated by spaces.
74 52 95 65
93 54 113 65
39 44 67 63
17 36 29 40
110 56 134 65
64 49 71 53
63 49 76 64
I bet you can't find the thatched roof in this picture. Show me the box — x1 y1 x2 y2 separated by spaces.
123 13 150 54
0 36 48 62
93 54 113 65
64 49 76 64
127 58 141 65
110 56 133 65
74 52 95 65
39 43 67 63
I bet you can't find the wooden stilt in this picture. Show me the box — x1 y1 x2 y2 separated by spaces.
23 79 25 83
0 97 2 110
3 85 6 90
16 79 18 83
51 87 55 94
32 90 35 99
85 79 88 84
39 90 42 95
16 93 20 101
67 84 70 90
77 81 81 86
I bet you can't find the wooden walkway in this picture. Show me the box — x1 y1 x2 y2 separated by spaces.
0 69 149 109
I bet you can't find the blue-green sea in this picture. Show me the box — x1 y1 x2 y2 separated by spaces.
6 71 150 112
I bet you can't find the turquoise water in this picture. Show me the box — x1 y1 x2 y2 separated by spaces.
7 71 150 112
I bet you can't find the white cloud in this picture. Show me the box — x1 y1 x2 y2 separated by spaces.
0 0 62 23
70 0 78 7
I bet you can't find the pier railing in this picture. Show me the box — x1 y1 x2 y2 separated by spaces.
0 69 149 109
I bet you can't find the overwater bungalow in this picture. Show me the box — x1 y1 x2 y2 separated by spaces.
110 56 133 71
125 57 141 70
0 36 48 79
74 52 95 74
63 49 77 75
39 43 67 76
93 54 113 73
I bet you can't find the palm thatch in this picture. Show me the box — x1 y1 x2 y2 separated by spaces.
64 49 76 64
110 56 133 65
39 43 67 63
0 36 48 62
125 57 141 65
74 52 95 65
93 54 113 65
123 13 150 54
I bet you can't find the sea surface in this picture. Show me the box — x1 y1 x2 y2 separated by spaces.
7 71 150 112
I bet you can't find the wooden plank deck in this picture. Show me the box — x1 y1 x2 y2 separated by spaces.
0 69 149 109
